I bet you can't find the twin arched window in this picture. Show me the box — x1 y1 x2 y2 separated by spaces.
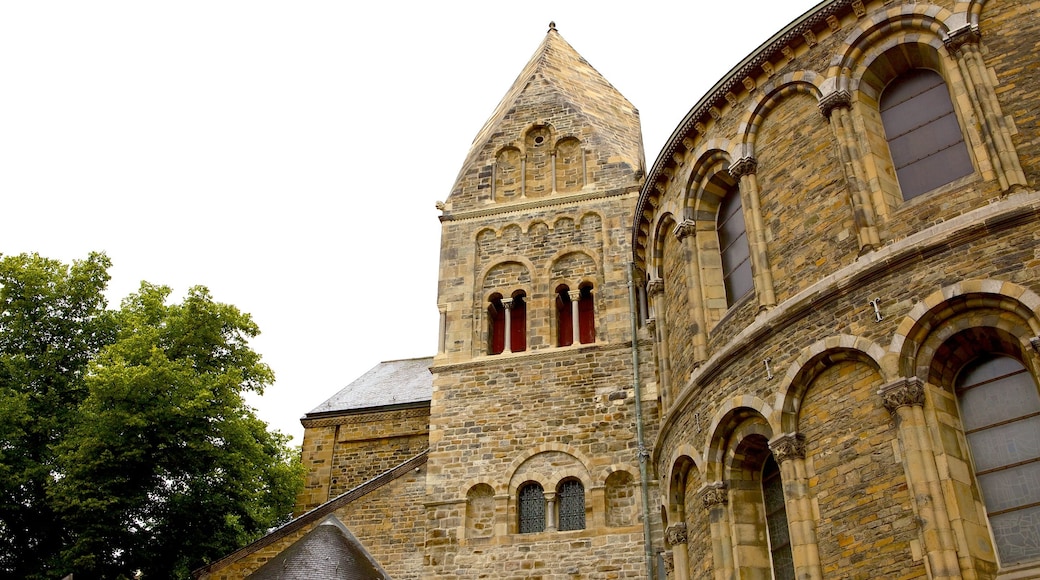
488 291 527 355
518 479 586 534
556 284 595 346
487 285 596 355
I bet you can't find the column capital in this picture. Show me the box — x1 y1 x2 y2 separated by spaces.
944 23 981 54
728 156 758 178
568 290 581 302
818 89 852 118
646 278 665 297
501 297 514 309
665 522 688 546
700 482 728 510
769 432 807 463
672 219 697 242
646 317 657 334
879 376 925 413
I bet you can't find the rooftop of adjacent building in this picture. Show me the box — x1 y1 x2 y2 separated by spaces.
304 356 434 417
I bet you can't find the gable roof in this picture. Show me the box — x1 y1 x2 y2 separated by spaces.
305 357 433 417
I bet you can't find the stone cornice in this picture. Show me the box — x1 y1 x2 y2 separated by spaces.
440 185 640 223
430 339 651 374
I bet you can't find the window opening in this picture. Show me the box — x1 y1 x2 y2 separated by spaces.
880 69 972 199
558 479 586 531
487 295 505 355
519 483 546 534
578 285 595 344
556 286 574 347
717 185 753 306
956 355 1040 566
763 454 795 580
510 292 526 352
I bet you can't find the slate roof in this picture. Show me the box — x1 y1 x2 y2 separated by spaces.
246 516 391 580
305 357 433 417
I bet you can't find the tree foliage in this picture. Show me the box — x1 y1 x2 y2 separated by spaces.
0 254 302 579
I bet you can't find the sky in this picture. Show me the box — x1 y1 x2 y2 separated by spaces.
0 0 822 445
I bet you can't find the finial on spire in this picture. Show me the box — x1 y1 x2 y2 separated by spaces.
548 21 556 33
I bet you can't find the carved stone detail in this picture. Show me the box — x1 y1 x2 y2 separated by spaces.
729 156 758 178
818 89 852 118
646 278 664 297
852 0 866 17
701 482 728 510
803 30 818 48
879 377 926 412
782 46 794 60
665 522 688 546
673 220 696 241
662 551 675 577
770 432 807 463
827 15 840 32
646 317 657 334
944 24 981 54
762 61 775 77
694 121 707 134
742 77 756 92
709 107 722 121
725 92 738 107
1030 336 1040 354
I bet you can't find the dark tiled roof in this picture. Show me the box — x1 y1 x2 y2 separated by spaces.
306 357 433 416
247 516 391 580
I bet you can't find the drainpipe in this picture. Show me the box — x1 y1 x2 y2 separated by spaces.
628 262 655 579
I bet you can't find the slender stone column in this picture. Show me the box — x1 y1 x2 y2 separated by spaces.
673 220 708 366
946 26 1027 190
501 298 514 353
728 157 776 309
544 491 557 532
769 433 823 580
665 523 689 580
880 378 962 580
568 290 581 343
647 279 672 404
701 482 733 580
819 89 881 252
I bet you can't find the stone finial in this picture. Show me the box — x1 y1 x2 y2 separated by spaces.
701 482 728 510
770 432 807 463
818 89 852 118
879 377 925 412
672 219 696 242
665 522 688 546
548 21 557 32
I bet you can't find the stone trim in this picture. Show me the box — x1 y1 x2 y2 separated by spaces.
879 377 925 412
431 339 648 374
441 184 639 223
302 405 430 428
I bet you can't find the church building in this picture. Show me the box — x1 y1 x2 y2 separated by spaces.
196 0 1040 578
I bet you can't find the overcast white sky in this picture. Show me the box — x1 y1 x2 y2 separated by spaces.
0 1 821 445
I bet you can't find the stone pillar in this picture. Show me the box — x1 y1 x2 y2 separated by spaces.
647 279 672 405
673 220 708 366
945 25 1027 191
568 290 581 343
544 491 557 532
701 482 733 580
879 377 962 580
769 433 823 580
437 304 447 355
501 297 513 353
665 522 690 580
819 89 881 252
728 157 776 310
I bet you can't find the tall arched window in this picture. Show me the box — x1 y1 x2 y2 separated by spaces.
518 482 545 534
510 291 527 353
762 454 795 580
577 284 595 344
880 69 973 200
557 479 585 531
956 355 1040 566
717 185 752 307
487 294 505 355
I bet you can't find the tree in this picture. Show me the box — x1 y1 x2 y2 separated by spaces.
0 254 302 579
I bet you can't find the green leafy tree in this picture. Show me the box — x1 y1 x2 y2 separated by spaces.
0 254 302 579
0 252 115 577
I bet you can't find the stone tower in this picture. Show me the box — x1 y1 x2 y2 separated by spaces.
426 23 660 578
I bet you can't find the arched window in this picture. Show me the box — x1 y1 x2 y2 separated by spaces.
518 482 545 534
577 284 595 344
762 454 795 580
509 291 526 353
956 355 1040 567
880 69 973 200
717 185 752 307
557 479 585 531
556 286 573 347
487 294 505 355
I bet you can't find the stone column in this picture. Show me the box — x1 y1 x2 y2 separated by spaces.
879 377 962 580
701 482 733 580
728 157 776 310
673 220 708 366
544 491 557 532
769 433 823 580
819 89 881 252
568 290 581 343
647 279 672 405
437 304 447 354
945 25 1027 191
665 522 690 580
501 298 513 353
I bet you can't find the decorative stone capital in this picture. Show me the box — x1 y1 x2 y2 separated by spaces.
672 219 696 242
646 278 664 297
568 290 581 301
769 432 807 463
728 156 758 178
944 24 981 54
665 522 688 546
501 297 514 310
879 377 925 412
646 317 657 334
818 89 852 118
700 482 728 510
1030 336 1040 354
